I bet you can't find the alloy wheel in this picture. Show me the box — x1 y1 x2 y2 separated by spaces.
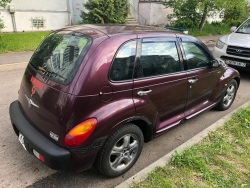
109 134 139 171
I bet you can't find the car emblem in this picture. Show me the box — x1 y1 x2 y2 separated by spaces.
236 49 242 53
25 94 39 109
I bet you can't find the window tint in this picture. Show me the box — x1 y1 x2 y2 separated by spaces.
110 40 136 81
182 42 210 70
139 40 180 78
29 31 91 85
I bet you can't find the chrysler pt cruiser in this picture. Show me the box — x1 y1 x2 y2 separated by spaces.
9 25 240 177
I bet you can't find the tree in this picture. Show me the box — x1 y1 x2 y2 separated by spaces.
197 0 249 30
223 2 250 26
0 0 11 8
164 0 202 29
164 0 249 31
80 0 128 24
0 0 11 29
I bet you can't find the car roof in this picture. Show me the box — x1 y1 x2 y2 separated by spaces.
61 24 177 39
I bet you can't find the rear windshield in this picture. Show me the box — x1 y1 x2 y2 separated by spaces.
29 31 92 85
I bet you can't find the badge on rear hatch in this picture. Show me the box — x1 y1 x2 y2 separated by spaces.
25 94 39 109
50 131 59 141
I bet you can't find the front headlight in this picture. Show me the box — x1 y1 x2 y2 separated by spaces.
216 40 225 49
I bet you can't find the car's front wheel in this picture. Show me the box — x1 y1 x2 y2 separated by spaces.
217 79 237 111
96 123 143 178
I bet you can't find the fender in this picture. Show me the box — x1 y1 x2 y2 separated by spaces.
65 95 153 146
209 67 240 104
125 115 154 142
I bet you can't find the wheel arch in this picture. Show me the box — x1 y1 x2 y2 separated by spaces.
125 116 154 143
233 76 240 89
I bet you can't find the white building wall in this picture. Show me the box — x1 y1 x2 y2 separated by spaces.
150 3 172 25
0 0 70 32
139 3 172 26
207 11 223 23
71 0 88 24
139 3 151 24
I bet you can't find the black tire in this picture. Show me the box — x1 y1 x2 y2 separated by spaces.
96 123 144 178
216 79 237 111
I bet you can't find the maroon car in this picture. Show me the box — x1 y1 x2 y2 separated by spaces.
9 25 240 177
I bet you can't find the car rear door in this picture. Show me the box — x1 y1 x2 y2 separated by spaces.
179 37 224 119
132 36 188 134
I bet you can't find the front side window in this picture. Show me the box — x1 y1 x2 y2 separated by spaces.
29 31 91 85
236 19 250 34
138 39 180 78
109 40 136 81
182 42 210 70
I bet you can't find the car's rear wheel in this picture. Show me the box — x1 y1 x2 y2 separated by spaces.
217 79 237 111
96 123 143 178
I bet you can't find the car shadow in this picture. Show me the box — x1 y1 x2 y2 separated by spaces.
238 70 250 81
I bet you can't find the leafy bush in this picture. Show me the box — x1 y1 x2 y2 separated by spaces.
80 0 129 24
0 16 4 29
164 0 202 29
164 0 249 31
222 19 246 27
0 0 12 30
188 22 231 36
210 21 224 27
222 3 249 26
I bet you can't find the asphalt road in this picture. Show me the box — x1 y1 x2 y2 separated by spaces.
0 43 250 187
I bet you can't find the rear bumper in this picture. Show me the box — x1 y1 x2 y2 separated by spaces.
9 100 71 170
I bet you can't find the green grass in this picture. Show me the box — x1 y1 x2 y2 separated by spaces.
0 31 51 54
133 106 250 188
188 23 231 37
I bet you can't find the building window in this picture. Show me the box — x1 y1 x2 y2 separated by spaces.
31 17 45 28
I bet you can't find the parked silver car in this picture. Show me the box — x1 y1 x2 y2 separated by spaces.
213 18 250 70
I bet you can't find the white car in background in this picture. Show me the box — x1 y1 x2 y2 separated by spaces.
213 18 250 70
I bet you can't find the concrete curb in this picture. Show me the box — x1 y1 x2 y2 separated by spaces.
116 101 250 188
0 62 28 72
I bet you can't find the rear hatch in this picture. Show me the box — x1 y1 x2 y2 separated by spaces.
18 30 92 144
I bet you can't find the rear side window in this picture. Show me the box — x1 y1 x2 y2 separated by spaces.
109 40 136 81
29 31 92 85
139 39 181 78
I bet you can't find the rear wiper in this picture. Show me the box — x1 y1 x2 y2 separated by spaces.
38 66 65 79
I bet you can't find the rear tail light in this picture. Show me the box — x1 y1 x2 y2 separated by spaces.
33 149 45 162
64 118 97 147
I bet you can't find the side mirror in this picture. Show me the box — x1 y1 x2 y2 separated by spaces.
211 60 220 68
230 26 237 32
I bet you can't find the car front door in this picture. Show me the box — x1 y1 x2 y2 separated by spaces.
180 37 224 119
132 36 188 134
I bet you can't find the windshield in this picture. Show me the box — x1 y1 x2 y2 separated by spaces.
29 31 92 85
236 19 250 34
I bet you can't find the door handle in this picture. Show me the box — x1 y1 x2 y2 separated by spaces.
137 90 152 96
188 78 198 84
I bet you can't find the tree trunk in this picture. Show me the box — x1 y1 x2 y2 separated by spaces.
199 5 209 31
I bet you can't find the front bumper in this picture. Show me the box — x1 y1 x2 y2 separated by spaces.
213 46 250 70
9 100 71 170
